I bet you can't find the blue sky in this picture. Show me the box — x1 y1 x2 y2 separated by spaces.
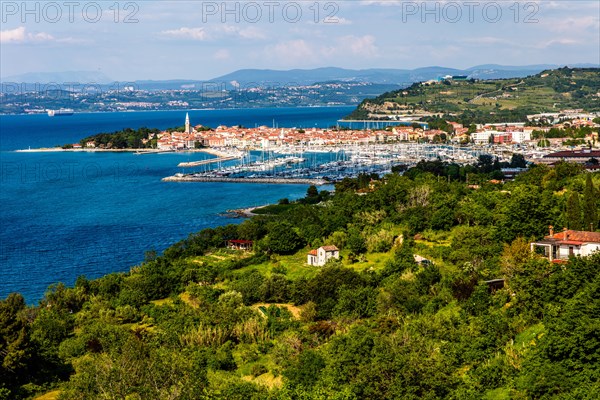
1 0 599 80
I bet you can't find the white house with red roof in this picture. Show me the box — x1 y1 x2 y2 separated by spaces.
307 245 340 266
530 227 600 262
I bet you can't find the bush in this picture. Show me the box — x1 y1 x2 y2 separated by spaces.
346 228 367 254
250 363 268 377
365 229 395 253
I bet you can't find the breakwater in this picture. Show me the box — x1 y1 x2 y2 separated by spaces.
162 175 328 185
178 155 242 167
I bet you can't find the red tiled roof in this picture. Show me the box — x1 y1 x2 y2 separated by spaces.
229 239 253 244
308 250 318 256
544 150 600 158
560 240 584 245
321 245 339 251
546 230 600 243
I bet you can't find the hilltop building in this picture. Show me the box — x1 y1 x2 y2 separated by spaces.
227 240 253 251
307 245 340 266
530 227 600 262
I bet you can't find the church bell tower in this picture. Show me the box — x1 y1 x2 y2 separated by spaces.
185 112 191 134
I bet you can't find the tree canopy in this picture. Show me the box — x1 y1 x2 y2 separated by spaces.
1 164 599 399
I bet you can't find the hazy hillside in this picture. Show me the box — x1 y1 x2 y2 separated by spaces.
210 64 600 88
3 70 114 84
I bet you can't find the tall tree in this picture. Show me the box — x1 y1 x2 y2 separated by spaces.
510 153 527 168
566 192 582 230
583 174 598 231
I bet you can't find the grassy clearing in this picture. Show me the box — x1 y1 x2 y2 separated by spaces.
231 247 394 282
483 388 513 400
231 250 319 281
346 251 391 273
180 292 200 308
151 298 174 306
251 372 283 390
514 323 545 349
193 250 245 266
34 391 61 400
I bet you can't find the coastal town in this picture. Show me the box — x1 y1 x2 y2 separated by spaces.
141 110 599 151
56 109 600 184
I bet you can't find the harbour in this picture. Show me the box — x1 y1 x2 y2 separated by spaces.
162 143 510 183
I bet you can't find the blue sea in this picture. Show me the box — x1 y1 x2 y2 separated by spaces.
0 107 353 303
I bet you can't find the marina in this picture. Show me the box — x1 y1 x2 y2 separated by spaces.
162 143 509 183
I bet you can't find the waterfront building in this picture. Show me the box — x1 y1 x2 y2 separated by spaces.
472 130 494 144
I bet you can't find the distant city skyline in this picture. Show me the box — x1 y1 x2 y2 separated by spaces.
1 1 599 81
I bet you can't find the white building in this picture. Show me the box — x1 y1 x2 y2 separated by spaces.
307 245 340 266
530 229 600 262
511 131 531 143
471 130 494 144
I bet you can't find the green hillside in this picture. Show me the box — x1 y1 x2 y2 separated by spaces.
2 162 600 399
346 67 600 123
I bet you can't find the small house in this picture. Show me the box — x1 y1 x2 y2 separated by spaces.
228 239 253 251
307 245 340 266
530 227 600 262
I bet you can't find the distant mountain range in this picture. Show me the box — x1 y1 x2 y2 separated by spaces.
210 65 587 87
2 70 114 84
2 64 599 91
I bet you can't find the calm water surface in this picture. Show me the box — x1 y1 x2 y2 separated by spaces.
0 107 352 302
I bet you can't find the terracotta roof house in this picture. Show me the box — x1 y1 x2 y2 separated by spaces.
307 245 340 266
530 227 600 262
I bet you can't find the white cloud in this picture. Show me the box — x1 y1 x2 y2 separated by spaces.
161 27 208 41
310 16 352 25
536 38 581 48
214 49 230 60
542 16 600 34
0 27 26 43
265 39 315 64
543 1 599 11
360 1 403 6
30 32 55 42
160 25 266 42
236 26 266 40
263 35 379 66
341 35 378 57
332 17 352 25
0 27 62 44
464 37 512 45
464 35 581 50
